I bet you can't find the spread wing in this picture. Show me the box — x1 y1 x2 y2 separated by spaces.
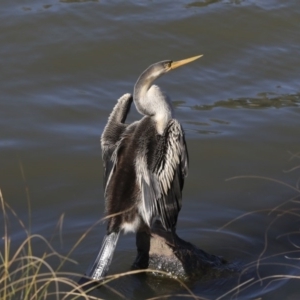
101 93 133 188
136 119 188 231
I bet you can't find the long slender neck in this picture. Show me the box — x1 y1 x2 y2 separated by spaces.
133 67 158 116
133 65 174 134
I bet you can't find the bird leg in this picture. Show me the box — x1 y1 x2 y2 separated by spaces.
134 231 150 269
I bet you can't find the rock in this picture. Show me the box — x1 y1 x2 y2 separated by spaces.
132 222 237 280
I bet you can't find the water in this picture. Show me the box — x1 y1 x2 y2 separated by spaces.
1 0 300 299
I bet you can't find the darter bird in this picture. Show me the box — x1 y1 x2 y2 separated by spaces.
86 55 203 280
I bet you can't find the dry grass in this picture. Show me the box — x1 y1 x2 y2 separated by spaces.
0 188 204 300
216 150 300 299
0 188 90 300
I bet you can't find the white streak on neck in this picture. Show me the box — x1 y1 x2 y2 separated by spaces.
147 85 174 135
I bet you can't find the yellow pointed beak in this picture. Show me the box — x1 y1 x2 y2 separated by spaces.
170 54 203 70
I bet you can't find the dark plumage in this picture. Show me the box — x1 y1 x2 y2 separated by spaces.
86 55 202 280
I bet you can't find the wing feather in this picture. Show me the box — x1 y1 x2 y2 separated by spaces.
136 119 188 230
101 93 133 188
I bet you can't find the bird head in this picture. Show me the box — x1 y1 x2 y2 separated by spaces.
144 54 203 82
133 54 203 117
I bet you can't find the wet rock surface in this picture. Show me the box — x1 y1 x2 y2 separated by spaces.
132 223 238 280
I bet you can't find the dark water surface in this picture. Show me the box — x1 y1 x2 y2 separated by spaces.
1 0 300 299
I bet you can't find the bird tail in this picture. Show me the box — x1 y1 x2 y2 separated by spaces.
86 231 120 280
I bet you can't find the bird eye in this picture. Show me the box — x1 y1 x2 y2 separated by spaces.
165 62 172 69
